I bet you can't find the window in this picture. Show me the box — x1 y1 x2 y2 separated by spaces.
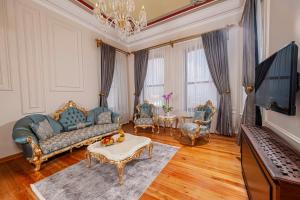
142 56 165 106
185 49 218 111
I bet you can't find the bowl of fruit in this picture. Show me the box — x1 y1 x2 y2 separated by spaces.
101 136 114 146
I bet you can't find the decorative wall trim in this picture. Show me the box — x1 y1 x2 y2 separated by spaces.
16 0 45 114
0 0 12 91
47 16 84 92
32 0 128 49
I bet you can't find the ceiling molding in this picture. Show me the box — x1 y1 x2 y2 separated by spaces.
29 0 243 51
126 0 243 50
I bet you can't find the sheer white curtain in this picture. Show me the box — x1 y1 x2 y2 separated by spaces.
169 39 218 113
142 47 169 107
108 52 130 123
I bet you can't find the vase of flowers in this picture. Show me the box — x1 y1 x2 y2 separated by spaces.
162 92 174 116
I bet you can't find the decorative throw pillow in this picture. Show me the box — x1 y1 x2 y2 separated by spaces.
30 119 55 141
194 111 205 121
97 112 112 125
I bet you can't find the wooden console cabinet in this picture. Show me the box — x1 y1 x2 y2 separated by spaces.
241 125 300 200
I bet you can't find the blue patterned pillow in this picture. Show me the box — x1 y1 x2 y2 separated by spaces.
97 112 112 125
194 111 205 121
30 119 55 141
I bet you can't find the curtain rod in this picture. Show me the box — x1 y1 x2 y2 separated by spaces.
134 24 236 53
96 39 130 55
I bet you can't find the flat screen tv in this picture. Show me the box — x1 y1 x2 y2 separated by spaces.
255 41 299 116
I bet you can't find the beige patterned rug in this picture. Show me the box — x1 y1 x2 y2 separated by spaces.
31 142 178 200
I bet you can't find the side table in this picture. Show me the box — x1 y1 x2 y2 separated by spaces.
157 114 178 134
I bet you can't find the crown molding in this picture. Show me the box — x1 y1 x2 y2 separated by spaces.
29 0 243 51
126 0 244 50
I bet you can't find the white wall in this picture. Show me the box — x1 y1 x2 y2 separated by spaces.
0 0 126 159
263 0 300 152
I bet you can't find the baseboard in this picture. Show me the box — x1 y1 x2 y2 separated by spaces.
0 152 23 164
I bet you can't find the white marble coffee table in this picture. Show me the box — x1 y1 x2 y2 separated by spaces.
86 133 153 185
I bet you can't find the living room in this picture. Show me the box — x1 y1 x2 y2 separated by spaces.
0 0 299 199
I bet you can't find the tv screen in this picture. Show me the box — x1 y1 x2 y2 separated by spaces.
255 42 298 115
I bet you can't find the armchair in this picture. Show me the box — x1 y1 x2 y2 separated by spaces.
133 101 156 134
181 100 216 145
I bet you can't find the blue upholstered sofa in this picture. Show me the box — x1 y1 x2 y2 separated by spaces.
12 101 121 171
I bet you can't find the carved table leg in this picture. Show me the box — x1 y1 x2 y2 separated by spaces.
148 143 153 159
116 162 125 185
86 151 91 168
134 126 137 134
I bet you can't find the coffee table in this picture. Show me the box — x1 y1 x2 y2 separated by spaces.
85 133 153 185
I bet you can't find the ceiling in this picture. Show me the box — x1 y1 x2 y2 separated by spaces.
75 0 216 26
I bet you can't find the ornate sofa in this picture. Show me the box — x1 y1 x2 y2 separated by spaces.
181 100 216 145
12 101 121 171
133 101 156 134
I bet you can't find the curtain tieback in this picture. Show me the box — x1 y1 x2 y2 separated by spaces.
221 91 231 95
99 92 106 96
244 85 254 94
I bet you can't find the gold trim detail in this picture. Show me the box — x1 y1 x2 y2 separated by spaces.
53 100 88 120
86 142 153 185
27 130 121 171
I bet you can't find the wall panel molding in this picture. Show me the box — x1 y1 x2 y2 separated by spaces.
0 0 12 91
16 0 45 114
47 16 84 92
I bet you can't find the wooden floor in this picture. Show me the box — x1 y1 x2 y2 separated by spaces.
0 123 248 200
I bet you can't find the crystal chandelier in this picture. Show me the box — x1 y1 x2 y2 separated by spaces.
93 0 147 39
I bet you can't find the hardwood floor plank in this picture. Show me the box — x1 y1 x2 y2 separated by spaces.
0 123 248 200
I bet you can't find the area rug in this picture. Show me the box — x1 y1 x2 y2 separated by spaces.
31 142 179 200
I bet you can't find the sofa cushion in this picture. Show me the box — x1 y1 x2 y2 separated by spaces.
39 123 119 154
182 123 199 134
97 112 112 125
66 121 93 132
134 118 153 125
30 119 55 141
59 107 87 131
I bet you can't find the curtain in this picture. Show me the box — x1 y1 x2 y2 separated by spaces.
202 29 233 136
237 0 259 144
107 52 130 123
134 49 149 114
142 47 167 107
184 39 218 112
100 43 116 107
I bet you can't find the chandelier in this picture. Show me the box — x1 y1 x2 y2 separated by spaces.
93 0 147 39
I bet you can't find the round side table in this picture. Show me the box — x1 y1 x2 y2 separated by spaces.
157 114 178 134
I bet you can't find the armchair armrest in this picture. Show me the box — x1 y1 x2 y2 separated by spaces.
12 128 38 145
133 113 140 121
193 119 212 126
112 112 120 124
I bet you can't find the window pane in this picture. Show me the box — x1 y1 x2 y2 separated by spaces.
186 49 218 111
143 57 165 106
